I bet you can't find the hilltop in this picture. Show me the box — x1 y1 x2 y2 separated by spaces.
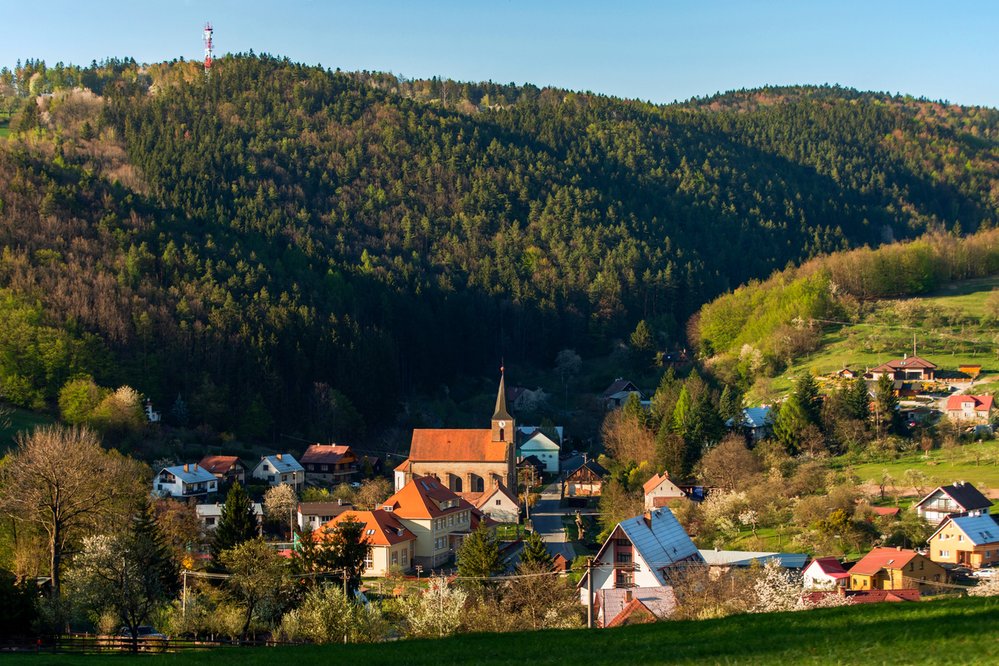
0 57 998 438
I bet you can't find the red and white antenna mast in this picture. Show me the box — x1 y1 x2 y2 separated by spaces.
203 22 214 75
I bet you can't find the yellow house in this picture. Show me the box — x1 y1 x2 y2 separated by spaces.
381 476 473 568
848 547 947 592
321 510 417 576
928 514 999 570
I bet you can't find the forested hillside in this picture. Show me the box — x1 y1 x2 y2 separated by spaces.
0 57 997 438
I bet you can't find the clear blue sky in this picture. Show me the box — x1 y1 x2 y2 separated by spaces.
2 0 996 107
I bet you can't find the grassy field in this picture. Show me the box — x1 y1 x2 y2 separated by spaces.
0 406 55 453
757 275 999 398
8 596 999 665
841 439 999 491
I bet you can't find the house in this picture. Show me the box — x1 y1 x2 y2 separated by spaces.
802 557 850 591
734 406 773 442
914 481 993 523
198 455 246 485
297 500 355 532
596 587 677 628
319 510 417 576
928 514 999 569
563 459 609 497
507 386 549 412
869 354 936 381
945 394 994 424
251 454 305 491
580 508 702 600
463 483 520 524
847 589 921 604
642 472 687 510
516 426 562 474
698 550 808 572
517 455 545 479
394 373 517 494
835 368 857 379
153 463 218 498
601 378 644 409
196 501 263 531
848 547 947 592
380 475 475 568
300 444 358 486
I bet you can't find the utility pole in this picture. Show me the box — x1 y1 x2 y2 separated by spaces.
341 568 349 644
586 557 594 629
181 570 188 619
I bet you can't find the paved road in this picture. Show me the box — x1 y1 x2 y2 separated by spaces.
530 482 578 561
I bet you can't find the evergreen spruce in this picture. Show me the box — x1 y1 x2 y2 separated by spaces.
718 384 743 424
212 481 258 563
874 374 900 438
456 526 503 584
519 531 553 569
793 372 823 427
846 377 871 421
130 500 179 596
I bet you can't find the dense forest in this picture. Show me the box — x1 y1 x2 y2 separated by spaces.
0 56 997 439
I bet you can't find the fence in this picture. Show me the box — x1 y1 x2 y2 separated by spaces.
0 634 302 655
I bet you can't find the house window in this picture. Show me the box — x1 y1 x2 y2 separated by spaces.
363 549 373 570
391 551 399 565
495 499 502 506
941 550 950 557
263 464 270 471
206 517 216 526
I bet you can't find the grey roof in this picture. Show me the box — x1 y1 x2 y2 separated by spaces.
602 378 641 398
933 514 999 546
259 454 304 474
698 549 808 569
617 508 702 585
196 502 263 518
159 464 217 485
917 482 993 512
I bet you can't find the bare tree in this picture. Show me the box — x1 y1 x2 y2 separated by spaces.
698 434 762 491
0 425 147 595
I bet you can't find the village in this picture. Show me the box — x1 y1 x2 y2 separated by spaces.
136 348 999 635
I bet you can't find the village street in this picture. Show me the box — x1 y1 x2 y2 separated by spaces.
530 465 599 563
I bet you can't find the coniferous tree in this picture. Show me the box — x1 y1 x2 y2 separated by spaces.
671 386 692 434
718 384 743 424
519 531 553 569
456 526 503 584
846 378 871 421
772 396 810 455
873 374 900 439
792 372 823 427
132 500 178 594
213 482 258 563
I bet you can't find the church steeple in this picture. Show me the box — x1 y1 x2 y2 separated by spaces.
492 367 514 442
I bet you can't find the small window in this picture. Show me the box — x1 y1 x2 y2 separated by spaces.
496 499 502 506
366 529 375 535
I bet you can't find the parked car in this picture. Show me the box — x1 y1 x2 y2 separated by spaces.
972 568 996 579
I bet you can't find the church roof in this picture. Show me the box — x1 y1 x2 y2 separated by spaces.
408 429 509 463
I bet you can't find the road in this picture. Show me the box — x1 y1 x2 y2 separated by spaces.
530 482 577 561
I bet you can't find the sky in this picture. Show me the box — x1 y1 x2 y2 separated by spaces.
2 0 996 107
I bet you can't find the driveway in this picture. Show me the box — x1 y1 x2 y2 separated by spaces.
530 482 577 561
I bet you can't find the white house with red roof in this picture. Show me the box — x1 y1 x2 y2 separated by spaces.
945 394 994 424
802 557 850 591
869 354 936 381
642 472 687 511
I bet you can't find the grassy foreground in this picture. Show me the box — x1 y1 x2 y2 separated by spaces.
13 596 999 665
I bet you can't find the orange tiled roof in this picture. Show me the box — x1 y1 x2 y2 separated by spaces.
849 547 919 576
872 356 936 372
198 455 241 475
946 394 994 412
642 472 673 495
460 483 518 510
382 475 464 519
409 429 509 463
301 444 355 465
319 510 416 547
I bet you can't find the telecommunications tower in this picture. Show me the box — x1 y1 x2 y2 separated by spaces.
203 22 214 75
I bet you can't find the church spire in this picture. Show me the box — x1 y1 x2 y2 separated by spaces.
493 366 512 421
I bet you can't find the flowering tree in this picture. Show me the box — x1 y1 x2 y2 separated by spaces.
401 576 467 638
968 576 999 597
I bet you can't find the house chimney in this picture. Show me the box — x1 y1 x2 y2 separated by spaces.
183 463 189 473
625 590 633 603
337 498 343 506
276 453 283 461
193 463 198 471
896 546 902 551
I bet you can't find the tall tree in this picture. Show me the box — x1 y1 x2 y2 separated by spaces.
0 425 147 596
792 372 823 427
66 502 177 650
873 374 900 439
221 538 292 639
519 531 553 569
212 482 258 563
846 377 871 421
456 526 503 583
718 384 743 424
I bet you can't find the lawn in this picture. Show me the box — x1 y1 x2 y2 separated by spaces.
768 275 999 394
841 439 999 492
8 596 999 665
0 406 55 453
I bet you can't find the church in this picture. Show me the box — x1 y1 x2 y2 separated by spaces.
394 372 518 496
